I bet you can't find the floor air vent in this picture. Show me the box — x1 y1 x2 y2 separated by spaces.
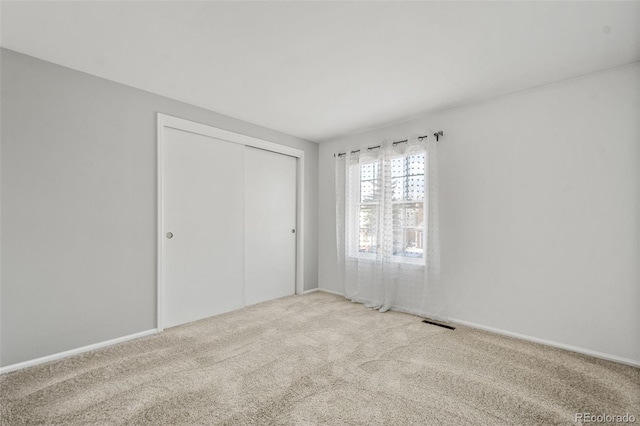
422 319 456 330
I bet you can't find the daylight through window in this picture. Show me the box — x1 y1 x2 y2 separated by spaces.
357 153 426 262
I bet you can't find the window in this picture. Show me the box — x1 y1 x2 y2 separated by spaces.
354 152 426 263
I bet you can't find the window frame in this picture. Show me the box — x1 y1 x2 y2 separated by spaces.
349 150 427 265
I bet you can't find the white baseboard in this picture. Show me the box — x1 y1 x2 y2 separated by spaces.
0 329 158 375
447 317 640 368
301 288 319 295
317 288 345 297
316 290 639 368
3 307 636 375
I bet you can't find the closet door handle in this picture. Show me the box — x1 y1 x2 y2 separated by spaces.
166 232 174 239
291 229 296 234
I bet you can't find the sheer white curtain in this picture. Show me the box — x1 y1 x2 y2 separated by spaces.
335 135 445 319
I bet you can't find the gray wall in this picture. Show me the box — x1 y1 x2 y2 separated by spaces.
0 49 319 367
319 63 640 364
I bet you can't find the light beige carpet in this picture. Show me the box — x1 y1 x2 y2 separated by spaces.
1 292 638 425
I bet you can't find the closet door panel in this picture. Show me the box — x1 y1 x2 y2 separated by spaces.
162 128 245 328
245 147 297 305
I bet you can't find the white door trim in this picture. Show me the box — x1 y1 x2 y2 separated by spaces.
157 113 305 332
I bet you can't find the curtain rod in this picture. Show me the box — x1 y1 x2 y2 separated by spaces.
334 130 443 158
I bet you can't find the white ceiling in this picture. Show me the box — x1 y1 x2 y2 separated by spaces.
2 1 639 142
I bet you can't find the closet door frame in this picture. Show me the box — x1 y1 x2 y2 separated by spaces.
156 113 305 332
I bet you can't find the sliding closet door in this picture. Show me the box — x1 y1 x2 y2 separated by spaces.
162 127 245 328
245 147 297 305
